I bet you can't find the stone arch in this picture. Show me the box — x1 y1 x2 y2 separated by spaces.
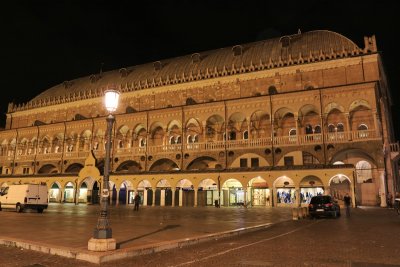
186 156 218 170
329 148 376 167
154 179 173 206
250 110 271 139
329 174 352 203
227 112 247 140
206 114 224 141
185 118 202 143
299 175 325 204
355 160 373 183
116 125 130 148
298 104 320 133
324 102 345 115
349 100 373 132
150 122 165 146
38 164 58 174
248 176 271 206
221 178 244 206
63 181 76 203
49 181 62 202
273 176 296 205
116 160 142 172
65 163 84 173
167 120 182 144
274 107 295 137
149 158 179 171
133 123 147 147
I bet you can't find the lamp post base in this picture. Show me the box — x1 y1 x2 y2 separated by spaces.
88 238 116 251
93 228 112 239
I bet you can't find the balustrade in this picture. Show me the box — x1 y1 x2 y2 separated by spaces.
2 130 381 167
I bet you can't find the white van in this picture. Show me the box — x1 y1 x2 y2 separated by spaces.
0 184 48 213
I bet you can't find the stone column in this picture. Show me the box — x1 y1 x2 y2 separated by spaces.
152 187 156 206
171 187 176 207
243 186 247 206
194 187 198 207
379 169 387 207
160 189 165 206
143 189 148 206
179 188 183 207
345 113 351 140
115 189 120 206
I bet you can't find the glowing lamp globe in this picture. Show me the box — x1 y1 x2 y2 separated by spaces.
104 89 120 113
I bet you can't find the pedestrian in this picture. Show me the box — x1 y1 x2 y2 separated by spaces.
134 192 141 211
344 193 351 217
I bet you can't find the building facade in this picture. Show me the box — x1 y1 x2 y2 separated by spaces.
0 30 398 208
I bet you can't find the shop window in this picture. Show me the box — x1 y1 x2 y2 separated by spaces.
284 156 294 166
251 158 259 167
240 158 248 168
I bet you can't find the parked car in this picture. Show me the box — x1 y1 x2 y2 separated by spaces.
308 195 340 218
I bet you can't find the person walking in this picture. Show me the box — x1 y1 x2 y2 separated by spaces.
134 192 141 211
344 193 351 217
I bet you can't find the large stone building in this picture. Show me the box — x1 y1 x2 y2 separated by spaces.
0 30 398 209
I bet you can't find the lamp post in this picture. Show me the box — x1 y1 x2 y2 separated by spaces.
88 88 120 251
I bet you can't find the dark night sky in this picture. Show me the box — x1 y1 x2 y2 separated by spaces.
1 1 399 139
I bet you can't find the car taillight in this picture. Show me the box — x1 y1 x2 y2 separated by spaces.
325 203 333 207
24 197 27 203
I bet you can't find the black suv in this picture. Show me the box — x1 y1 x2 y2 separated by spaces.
308 195 341 218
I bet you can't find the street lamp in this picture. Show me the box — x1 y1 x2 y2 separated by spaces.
88 88 120 251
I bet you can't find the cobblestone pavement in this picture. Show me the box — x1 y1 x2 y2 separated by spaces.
1 205 400 266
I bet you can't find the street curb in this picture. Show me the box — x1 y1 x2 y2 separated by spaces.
0 222 273 264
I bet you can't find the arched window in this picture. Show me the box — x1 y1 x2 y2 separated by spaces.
357 124 369 138
169 136 175 145
337 123 344 132
139 138 146 147
356 160 373 183
175 136 182 144
305 124 313 134
358 124 368 131
328 124 335 133
187 135 192 144
314 125 321 133
243 130 249 140
289 129 297 142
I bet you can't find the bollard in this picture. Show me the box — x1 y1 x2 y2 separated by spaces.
292 207 299 220
298 207 304 218
302 207 308 218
